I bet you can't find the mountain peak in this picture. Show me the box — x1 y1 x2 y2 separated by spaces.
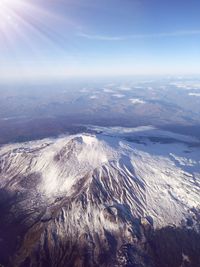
0 129 200 266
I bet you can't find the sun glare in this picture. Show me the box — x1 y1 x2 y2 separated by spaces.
0 0 24 31
0 0 62 49
0 0 71 49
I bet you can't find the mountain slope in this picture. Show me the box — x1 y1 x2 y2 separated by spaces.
0 128 200 267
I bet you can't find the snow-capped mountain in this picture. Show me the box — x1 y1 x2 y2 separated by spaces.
0 127 200 267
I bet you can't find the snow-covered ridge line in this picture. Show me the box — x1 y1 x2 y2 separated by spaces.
0 130 200 228
87 125 200 143
0 130 200 266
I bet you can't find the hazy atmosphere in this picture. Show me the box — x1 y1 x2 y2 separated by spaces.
1 0 200 80
0 1 200 267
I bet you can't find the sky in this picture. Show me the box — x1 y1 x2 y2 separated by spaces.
0 0 200 81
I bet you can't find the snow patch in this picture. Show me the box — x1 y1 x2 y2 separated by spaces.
103 88 114 93
118 86 132 91
112 94 125 98
129 98 146 104
188 93 200 97
90 95 98 99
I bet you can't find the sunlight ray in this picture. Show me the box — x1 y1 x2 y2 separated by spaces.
0 0 74 49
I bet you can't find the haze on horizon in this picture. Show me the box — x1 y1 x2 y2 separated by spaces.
0 0 200 81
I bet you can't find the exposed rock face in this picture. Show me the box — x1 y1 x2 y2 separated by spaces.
0 130 200 267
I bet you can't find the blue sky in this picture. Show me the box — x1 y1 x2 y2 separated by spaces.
0 0 200 80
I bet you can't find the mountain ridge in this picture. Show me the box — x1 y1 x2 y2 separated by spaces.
0 127 200 266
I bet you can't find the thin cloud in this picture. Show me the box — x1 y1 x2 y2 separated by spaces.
77 30 200 41
77 33 125 41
